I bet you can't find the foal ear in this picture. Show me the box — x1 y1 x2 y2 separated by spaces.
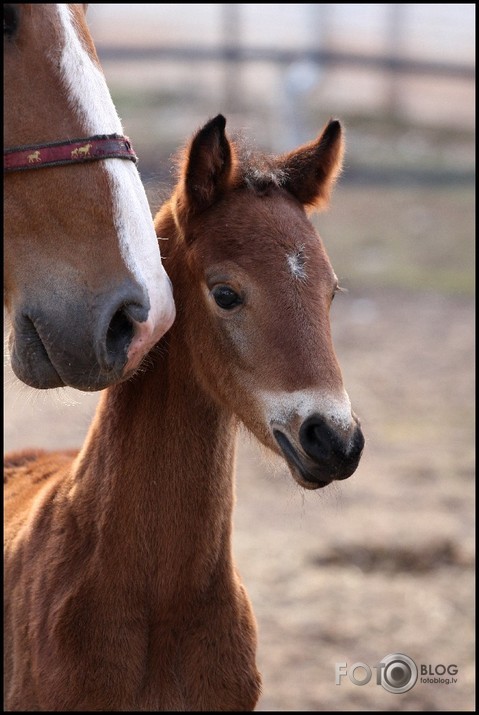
182 114 233 214
279 119 344 211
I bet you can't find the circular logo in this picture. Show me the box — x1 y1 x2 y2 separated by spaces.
379 653 418 693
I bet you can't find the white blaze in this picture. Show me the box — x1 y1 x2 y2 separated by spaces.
55 5 174 354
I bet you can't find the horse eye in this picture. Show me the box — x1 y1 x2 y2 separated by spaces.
212 285 242 310
4 5 19 38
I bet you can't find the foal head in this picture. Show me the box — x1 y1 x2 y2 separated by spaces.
3 4 175 390
156 115 364 489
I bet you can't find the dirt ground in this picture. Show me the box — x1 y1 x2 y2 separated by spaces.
4 179 474 710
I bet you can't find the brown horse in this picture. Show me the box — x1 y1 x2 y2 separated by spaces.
4 115 364 710
3 4 175 391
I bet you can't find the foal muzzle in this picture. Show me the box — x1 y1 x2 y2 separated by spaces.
273 413 365 489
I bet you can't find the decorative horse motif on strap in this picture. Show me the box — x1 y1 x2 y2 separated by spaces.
70 143 92 159
27 150 41 163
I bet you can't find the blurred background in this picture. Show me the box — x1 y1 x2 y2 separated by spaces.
4 4 475 711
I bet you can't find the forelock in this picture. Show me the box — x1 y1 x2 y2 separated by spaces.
233 134 288 193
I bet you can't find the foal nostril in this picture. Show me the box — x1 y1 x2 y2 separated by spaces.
299 413 365 477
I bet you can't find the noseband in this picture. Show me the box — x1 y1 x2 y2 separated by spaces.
4 134 137 173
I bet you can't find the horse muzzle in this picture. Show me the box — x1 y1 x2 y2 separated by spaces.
273 413 365 490
7 279 174 391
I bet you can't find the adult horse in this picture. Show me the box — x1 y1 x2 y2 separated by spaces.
4 115 364 710
4 4 175 390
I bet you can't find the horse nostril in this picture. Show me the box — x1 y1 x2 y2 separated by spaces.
105 307 135 367
98 284 150 374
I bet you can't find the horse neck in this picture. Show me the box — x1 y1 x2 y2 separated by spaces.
71 251 238 600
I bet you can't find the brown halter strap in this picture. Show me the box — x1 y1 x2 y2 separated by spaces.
4 134 137 173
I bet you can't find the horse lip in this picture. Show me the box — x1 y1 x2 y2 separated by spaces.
9 316 124 391
8 320 65 389
273 428 332 490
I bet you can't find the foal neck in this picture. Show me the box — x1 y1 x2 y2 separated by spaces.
72 283 238 596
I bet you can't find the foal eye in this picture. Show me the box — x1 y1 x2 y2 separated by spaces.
212 285 242 310
4 5 19 37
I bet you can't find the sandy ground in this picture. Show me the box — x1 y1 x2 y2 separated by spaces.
4 280 474 711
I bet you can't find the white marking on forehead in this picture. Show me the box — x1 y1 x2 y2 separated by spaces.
287 245 307 281
261 388 353 431
55 5 173 335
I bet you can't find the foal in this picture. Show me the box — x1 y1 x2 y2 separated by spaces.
4 115 364 711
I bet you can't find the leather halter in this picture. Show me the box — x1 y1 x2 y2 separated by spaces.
4 134 137 173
